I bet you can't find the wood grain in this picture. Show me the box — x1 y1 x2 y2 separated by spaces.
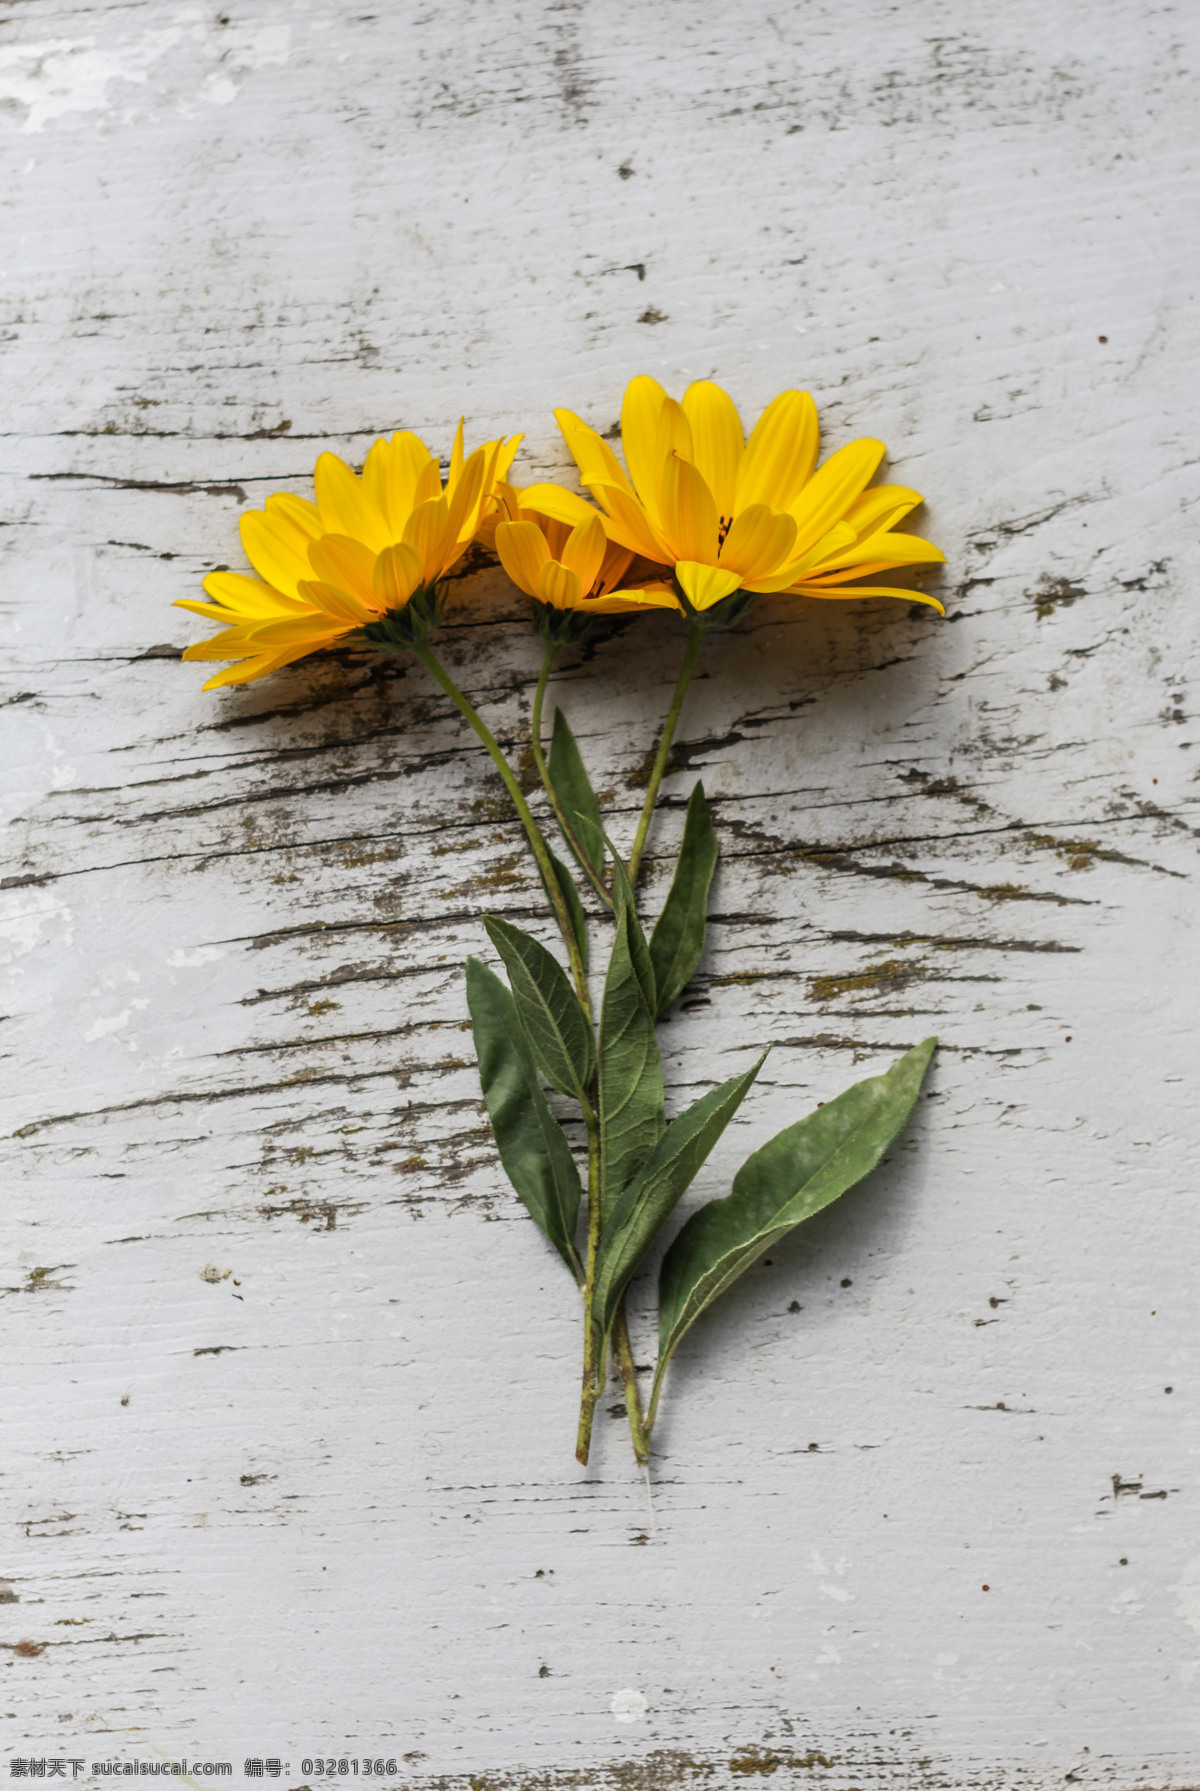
2 1 1197 1783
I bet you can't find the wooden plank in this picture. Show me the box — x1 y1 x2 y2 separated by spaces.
2 1 1196 1783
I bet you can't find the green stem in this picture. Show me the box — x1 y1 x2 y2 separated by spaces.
612 1300 650 1466
576 1117 604 1465
627 623 705 887
412 637 611 1467
412 637 590 1009
531 644 613 909
645 1358 668 1438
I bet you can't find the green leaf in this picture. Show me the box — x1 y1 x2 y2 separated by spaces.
549 707 606 876
482 915 595 1106
465 958 583 1279
597 898 664 1226
649 781 719 1017
653 1037 937 1404
542 845 588 971
592 1053 767 1344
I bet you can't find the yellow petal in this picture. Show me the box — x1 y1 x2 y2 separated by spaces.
372 543 425 608
747 521 859 593
200 643 322 691
735 390 819 513
620 375 670 518
295 579 377 625
682 380 744 520
659 454 718 563
718 504 797 583
654 398 695 471
583 582 683 614
494 434 524 483
559 512 607 593
554 409 635 499
403 495 451 581
240 509 317 599
442 445 488 559
596 538 636 597
495 520 552 598
518 483 600 530
183 628 263 659
447 417 465 489
413 455 442 508
584 483 669 562
245 615 357 647
200 570 311 618
809 529 946 575
793 581 945 614
362 432 437 539
265 491 322 539
537 560 584 609
788 438 886 553
489 480 524 526
313 452 390 551
307 533 378 605
176 599 247 623
674 562 742 611
841 485 923 539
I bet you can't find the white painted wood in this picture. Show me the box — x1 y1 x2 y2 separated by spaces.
2 1 1197 1784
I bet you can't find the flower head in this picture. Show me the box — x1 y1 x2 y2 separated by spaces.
521 375 945 617
491 484 679 616
178 423 520 688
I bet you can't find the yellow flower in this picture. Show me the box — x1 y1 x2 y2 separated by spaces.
521 375 945 616
178 424 521 688
491 484 680 615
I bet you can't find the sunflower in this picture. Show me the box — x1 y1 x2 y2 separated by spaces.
178 424 521 688
491 483 679 615
520 375 945 616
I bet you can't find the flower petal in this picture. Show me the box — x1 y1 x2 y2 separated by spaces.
674 561 743 611
313 452 391 552
586 483 670 562
682 381 744 519
307 534 378 605
808 529 945 575
537 560 584 610
372 543 425 608
200 642 325 691
199 570 312 618
443 444 489 558
792 581 945 614
583 582 683 614
402 495 452 581
659 454 718 563
295 579 377 625
554 409 635 501
518 483 601 530
788 438 886 553
559 512 607 593
620 375 670 518
654 397 695 471
265 491 323 539
735 390 819 513
841 484 923 539
718 504 797 583
244 615 359 647
494 434 524 483
495 520 552 598
362 432 437 539
240 509 317 599
596 538 636 597
447 418 465 489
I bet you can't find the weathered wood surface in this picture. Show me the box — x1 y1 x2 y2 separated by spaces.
2 0 1197 1784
